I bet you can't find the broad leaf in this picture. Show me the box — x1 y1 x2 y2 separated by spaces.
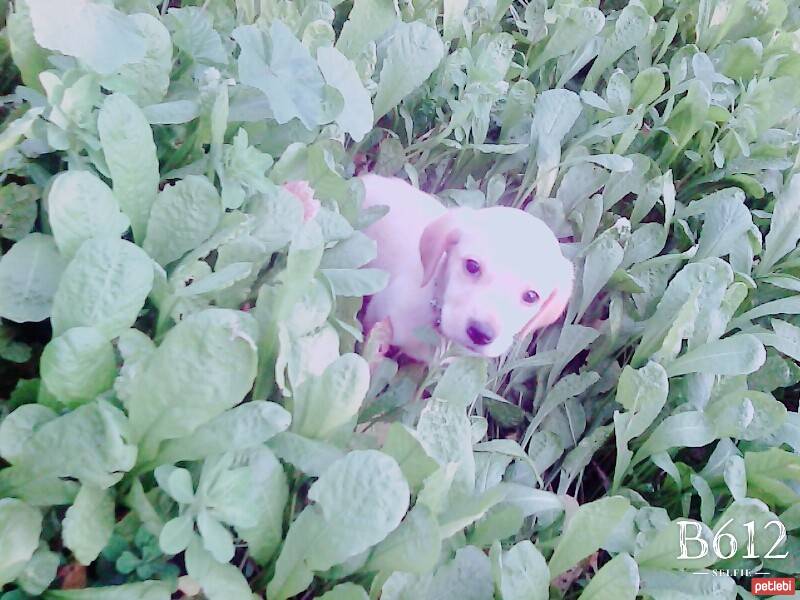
0 498 42 587
47 171 129 258
62 484 115 565
0 234 66 323
27 0 145 74
128 309 258 459
98 93 160 243
144 176 223 266
548 496 630 577
373 22 445 119
51 237 153 339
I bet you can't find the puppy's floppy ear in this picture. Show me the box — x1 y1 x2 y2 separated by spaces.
520 257 574 337
419 209 469 287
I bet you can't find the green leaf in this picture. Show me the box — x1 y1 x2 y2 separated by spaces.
528 371 600 434
41 327 116 407
47 171 129 258
714 499 784 563
612 362 669 490
98 93 160 244
154 465 195 504
443 0 468 41
584 4 653 89
759 160 800 273
433 357 488 408
665 334 766 377
62 484 115 566
578 553 638 600
291 353 370 440
321 268 389 296
236 448 289 565
114 328 155 405
634 259 733 365
318 583 369 600
691 188 754 261
559 424 614 492
497 541 549 600
731 296 800 329
265 508 318 600
530 89 582 199
578 234 624 319
380 423 438 492
745 448 800 508
437 485 508 538
218 129 274 210
416 399 475 494
128 309 258 458
529 6 605 72
158 513 194 556
501 484 562 519
428 546 493 600
0 183 38 241
144 176 223 266
233 22 331 129
197 511 235 563
548 496 630 577
307 450 409 553
320 231 377 270
51 237 154 339
176 262 254 298
268 431 345 477
0 498 42 587
631 67 666 108
154 401 290 465
635 519 716 570
317 47 373 142
43 581 173 600
0 398 137 490
0 234 66 323
706 390 787 440
372 22 445 119
0 107 41 159
165 6 226 65
184 536 251 600
381 571 432 600
27 0 146 74
247 184 305 253
6 0 48 90
269 451 409 599
101 14 172 106
467 503 524 547
143 100 200 125
336 0 397 59
365 505 441 574
634 411 717 464
754 319 800 365
606 71 631 115
17 543 59 596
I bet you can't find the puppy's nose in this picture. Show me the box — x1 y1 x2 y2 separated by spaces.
466 321 496 346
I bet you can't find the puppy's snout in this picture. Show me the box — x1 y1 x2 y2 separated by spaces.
466 321 496 346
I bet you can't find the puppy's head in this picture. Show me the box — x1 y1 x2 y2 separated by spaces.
420 206 573 357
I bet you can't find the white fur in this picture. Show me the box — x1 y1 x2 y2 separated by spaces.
361 174 573 360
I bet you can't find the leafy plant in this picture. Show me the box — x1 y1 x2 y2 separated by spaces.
0 0 800 598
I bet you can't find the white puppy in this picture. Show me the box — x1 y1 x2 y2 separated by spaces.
360 174 573 360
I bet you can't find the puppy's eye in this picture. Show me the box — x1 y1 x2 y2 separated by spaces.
464 259 481 276
522 290 539 304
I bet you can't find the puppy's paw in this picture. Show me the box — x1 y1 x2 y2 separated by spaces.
362 317 394 365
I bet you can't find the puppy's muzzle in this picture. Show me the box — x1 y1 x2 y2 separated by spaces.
466 321 496 346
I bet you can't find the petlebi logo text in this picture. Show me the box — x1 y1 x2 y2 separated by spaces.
677 519 789 561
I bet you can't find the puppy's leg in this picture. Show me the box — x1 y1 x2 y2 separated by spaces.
362 317 394 368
